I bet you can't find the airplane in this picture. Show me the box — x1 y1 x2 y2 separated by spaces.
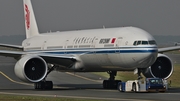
174 42 180 46
0 0 180 90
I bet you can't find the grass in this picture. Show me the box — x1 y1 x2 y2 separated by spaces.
0 94 104 101
168 64 180 87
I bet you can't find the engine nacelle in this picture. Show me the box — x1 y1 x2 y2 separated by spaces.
14 55 48 83
143 53 173 79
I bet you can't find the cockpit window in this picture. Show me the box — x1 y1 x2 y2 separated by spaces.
142 41 148 45
149 40 157 45
133 41 137 45
137 41 141 45
133 40 156 46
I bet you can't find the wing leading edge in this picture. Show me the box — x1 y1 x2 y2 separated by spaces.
0 44 23 58
0 46 77 68
0 44 23 50
158 46 180 53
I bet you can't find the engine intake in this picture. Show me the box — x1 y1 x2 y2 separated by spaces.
14 55 48 83
143 54 173 79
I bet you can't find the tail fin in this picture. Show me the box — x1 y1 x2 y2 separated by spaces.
23 0 39 38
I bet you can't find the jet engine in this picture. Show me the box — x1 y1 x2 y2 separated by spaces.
142 53 173 79
14 55 48 83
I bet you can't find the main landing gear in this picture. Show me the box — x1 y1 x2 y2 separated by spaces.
34 64 55 90
103 71 121 89
34 81 53 90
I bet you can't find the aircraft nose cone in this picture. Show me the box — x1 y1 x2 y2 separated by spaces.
137 48 158 68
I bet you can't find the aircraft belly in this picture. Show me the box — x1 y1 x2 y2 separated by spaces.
95 54 112 65
80 54 99 66
79 53 156 72
108 53 127 67
79 54 129 71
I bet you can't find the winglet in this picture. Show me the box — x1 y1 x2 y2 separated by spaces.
23 0 39 38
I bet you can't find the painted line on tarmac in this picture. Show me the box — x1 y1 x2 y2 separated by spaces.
0 71 70 89
1 71 102 85
0 92 153 101
0 71 105 90
86 88 117 92
0 71 32 86
66 72 102 83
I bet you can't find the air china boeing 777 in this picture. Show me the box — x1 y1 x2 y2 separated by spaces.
0 0 180 90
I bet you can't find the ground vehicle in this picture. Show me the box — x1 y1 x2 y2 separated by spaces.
118 78 167 92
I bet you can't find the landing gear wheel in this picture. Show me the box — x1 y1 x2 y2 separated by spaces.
34 82 44 90
45 81 53 90
103 80 108 89
103 71 121 89
103 80 121 89
34 81 53 90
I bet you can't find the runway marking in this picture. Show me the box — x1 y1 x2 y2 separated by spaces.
66 72 102 83
86 89 117 92
0 71 32 86
0 92 153 101
0 70 103 89
0 71 70 89
65 72 119 92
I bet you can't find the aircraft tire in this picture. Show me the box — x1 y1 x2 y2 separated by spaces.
103 80 121 89
34 81 53 90
45 81 53 90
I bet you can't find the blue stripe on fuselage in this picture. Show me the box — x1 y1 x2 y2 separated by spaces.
26 47 158 54
43 49 157 55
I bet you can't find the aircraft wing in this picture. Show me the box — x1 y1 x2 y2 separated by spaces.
158 46 180 53
0 48 77 68
0 43 23 50
0 50 24 58
0 44 23 58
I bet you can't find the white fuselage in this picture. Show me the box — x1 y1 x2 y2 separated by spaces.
22 27 158 72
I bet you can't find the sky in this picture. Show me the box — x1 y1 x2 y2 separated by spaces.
0 0 180 37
